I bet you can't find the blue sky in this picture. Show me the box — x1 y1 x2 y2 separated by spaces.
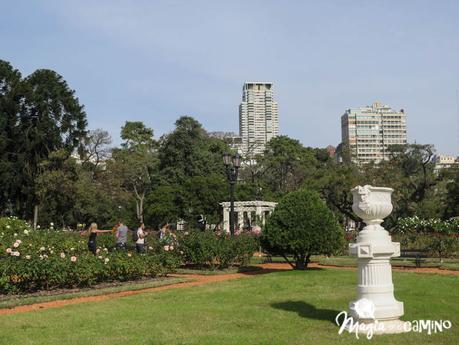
2 0 458 155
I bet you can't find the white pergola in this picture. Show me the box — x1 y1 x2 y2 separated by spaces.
220 200 277 233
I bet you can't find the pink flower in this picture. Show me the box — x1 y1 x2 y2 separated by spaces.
70 256 77 262
6 248 12 253
251 226 262 236
13 242 20 248
163 245 170 251
60 252 66 259
169 245 174 250
12 251 20 257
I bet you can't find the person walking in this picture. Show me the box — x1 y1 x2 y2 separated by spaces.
84 223 111 255
136 223 147 254
115 220 129 250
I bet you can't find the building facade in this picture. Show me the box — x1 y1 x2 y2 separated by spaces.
433 154 459 171
239 82 279 156
208 131 243 154
340 101 407 164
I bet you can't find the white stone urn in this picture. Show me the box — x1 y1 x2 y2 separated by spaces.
348 185 405 334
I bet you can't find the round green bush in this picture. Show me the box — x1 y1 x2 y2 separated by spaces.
262 189 344 269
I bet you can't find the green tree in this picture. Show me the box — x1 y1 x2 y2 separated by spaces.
158 116 227 184
0 61 87 224
143 184 184 228
154 116 228 224
109 121 158 223
262 189 344 269
444 167 459 218
0 60 23 214
35 150 79 227
79 128 112 176
257 136 319 195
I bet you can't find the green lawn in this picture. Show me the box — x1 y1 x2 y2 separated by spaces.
0 277 188 309
313 256 459 270
1 268 457 345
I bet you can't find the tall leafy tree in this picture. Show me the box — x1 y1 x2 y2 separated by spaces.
159 116 227 183
110 121 158 223
0 60 23 213
79 128 112 175
19 69 87 223
0 61 87 223
256 136 321 196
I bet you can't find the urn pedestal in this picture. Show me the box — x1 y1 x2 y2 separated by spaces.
348 185 406 334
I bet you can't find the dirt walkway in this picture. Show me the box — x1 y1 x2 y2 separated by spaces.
0 267 283 315
1 262 457 315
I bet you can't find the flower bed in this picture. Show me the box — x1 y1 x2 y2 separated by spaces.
0 217 179 294
0 217 259 294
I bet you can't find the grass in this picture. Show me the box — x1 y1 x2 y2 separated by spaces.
0 277 189 309
175 265 262 275
314 256 459 270
0 268 457 344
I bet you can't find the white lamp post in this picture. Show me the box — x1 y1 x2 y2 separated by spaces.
348 185 406 333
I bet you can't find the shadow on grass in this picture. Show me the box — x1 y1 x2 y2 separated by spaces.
271 301 340 324
240 265 325 277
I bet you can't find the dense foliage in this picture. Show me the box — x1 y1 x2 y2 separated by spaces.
179 231 258 269
394 216 459 260
262 190 344 269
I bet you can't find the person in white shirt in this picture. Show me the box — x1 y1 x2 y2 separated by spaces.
136 223 147 253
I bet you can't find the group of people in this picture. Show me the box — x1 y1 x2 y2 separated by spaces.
83 221 148 254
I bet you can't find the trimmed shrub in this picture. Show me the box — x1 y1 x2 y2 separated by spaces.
179 231 257 269
262 189 344 269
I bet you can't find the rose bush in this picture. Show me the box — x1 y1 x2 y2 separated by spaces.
179 230 258 269
0 217 180 294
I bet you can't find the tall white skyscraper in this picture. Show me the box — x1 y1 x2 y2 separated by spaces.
239 82 279 156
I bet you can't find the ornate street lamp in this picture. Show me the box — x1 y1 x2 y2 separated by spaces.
223 152 241 235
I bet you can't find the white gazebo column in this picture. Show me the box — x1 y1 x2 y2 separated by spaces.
237 211 244 230
348 185 405 334
223 206 230 233
255 204 262 225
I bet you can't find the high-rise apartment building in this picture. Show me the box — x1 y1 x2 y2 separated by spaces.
239 82 279 156
340 101 407 163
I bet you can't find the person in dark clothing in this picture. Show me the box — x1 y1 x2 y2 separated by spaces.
85 223 112 254
197 215 206 231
